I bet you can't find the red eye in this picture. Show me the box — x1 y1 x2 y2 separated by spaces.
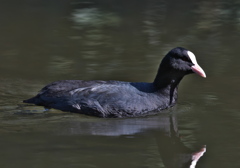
182 57 190 62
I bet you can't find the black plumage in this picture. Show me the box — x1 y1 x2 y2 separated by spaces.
23 47 206 118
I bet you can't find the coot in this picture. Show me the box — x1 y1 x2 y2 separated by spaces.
23 47 206 118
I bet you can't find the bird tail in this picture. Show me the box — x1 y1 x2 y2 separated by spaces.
23 96 40 104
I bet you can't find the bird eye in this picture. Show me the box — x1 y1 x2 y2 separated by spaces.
181 57 190 62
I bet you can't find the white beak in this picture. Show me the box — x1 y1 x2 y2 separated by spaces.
191 64 206 78
187 51 206 78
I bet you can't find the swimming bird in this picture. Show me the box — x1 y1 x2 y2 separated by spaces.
23 47 206 118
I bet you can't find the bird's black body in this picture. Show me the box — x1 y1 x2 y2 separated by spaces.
23 47 206 118
24 80 177 117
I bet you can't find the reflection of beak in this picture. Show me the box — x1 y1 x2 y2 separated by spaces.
191 64 206 78
190 145 206 168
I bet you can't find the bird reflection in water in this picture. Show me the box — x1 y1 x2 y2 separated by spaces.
155 115 206 168
60 113 206 168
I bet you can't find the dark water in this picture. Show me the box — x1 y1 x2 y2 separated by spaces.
0 0 240 167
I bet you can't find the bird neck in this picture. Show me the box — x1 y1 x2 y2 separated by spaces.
153 69 184 105
153 68 183 88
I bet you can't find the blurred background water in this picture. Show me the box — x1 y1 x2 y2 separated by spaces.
0 0 240 167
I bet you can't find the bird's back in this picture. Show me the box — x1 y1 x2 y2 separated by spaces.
24 80 171 117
